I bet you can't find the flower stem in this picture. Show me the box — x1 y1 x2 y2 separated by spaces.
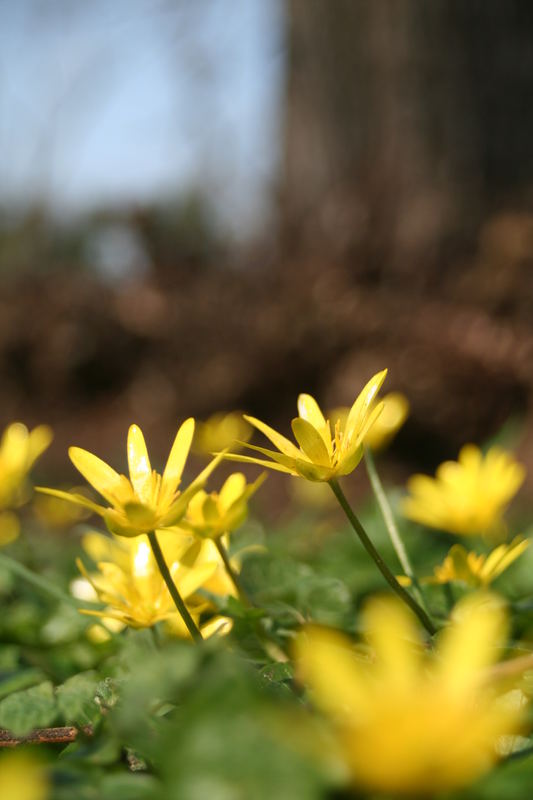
363 448 431 615
147 531 203 644
328 479 437 636
214 536 252 607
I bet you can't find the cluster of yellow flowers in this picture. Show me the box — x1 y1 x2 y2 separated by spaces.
3 366 532 797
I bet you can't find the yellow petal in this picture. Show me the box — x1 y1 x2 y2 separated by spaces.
243 415 302 459
173 561 219 598
362 597 420 690
104 508 144 538
160 418 195 504
345 370 387 446
127 425 153 504
220 452 295 475
482 538 529 581
438 593 507 695
291 418 331 467
1 423 29 471
297 394 332 453
160 451 225 526
295 626 369 718
27 425 53 467
219 472 247 510
35 486 106 516
69 447 124 505
200 615 233 638
82 532 128 568
297 393 327 429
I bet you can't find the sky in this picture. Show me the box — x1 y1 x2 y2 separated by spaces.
0 0 285 236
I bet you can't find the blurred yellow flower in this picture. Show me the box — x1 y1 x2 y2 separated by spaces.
364 392 409 451
223 370 387 482
75 530 231 636
194 412 252 455
0 751 48 800
0 422 52 547
296 594 523 795
403 537 529 589
402 445 525 536
330 391 409 453
0 423 52 509
179 472 265 540
37 420 222 538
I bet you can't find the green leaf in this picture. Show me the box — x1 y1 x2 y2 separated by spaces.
0 681 57 734
56 671 100 726
0 668 47 700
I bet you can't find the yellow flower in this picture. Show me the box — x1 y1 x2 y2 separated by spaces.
37 420 222 538
179 472 265 539
223 370 387 482
401 445 525 536
0 751 48 800
0 423 52 509
194 412 252 455
296 594 523 795
75 530 231 635
410 537 529 589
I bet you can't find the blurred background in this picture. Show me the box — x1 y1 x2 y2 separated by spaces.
2 0 533 494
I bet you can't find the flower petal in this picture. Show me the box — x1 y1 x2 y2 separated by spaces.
219 472 247 510
160 418 195 504
438 593 507 695
295 625 369 718
345 370 387 446
27 425 53 468
69 447 124 505
297 394 332 453
219 452 295 475
127 425 153 504
35 486 106 516
160 451 226 526
291 418 331 466
243 415 302 459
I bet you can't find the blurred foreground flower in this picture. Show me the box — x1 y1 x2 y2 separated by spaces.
402 445 525 536
401 537 529 589
74 530 231 636
296 594 524 795
0 423 52 546
179 472 265 540
0 751 48 800
223 370 387 481
194 412 252 455
37 421 221 538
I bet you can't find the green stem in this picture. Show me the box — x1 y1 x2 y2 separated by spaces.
328 479 437 636
214 536 252 607
147 531 203 644
364 448 430 615
0 552 100 610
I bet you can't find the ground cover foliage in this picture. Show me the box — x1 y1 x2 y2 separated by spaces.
1 391 533 799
